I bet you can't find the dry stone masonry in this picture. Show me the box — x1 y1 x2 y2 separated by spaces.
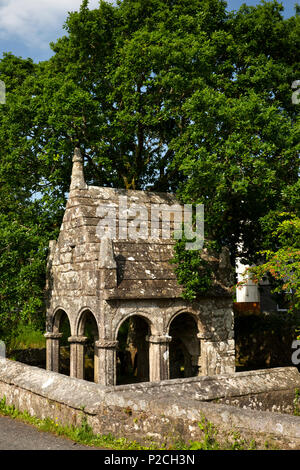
1 359 300 449
45 148 235 386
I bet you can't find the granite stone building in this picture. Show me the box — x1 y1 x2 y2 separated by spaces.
45 149 235 385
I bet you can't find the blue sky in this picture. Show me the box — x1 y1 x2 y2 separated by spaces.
227 0 296 17
0 0 297 63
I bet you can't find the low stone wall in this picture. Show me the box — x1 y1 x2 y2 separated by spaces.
8 348 46 367
0 358 300 449
111 367 300 415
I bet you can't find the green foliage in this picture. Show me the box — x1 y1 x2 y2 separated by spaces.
172 1 299 261
0 206 60 343
0 395 263 450
0 52 63 341
171 238 213 301
7 324 45 352
294 388 300 416
0 395 153 449
186 417 258 450
189 418 220 450
0 0 299 333
246 213 300 313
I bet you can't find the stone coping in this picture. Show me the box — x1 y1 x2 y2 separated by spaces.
0 358 300 445
108 367 300 399
1 359 300 410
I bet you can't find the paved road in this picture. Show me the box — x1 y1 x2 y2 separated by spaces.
0 415 96 450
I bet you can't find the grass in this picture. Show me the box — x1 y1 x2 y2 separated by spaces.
0 396 157 450
0 396 268 451
178 417 259 451
7 324 45 352
294 388 300 416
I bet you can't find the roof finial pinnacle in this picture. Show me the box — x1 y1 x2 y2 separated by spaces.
70 147 87 191
99 236 117 269
73 147 83 163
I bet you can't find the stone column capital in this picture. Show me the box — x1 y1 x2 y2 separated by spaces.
44 332 63 340
45 332 61 373
95 339 119 349
68 335 88 344
146 335 172 344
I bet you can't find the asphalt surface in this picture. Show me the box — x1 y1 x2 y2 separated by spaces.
0 414 95 450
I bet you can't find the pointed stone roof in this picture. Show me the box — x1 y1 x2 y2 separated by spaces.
48 149 232 301
69 148 87 191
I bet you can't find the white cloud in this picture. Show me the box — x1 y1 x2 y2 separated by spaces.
0 0 103 49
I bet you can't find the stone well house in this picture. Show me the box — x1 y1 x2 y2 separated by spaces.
45 149 235 386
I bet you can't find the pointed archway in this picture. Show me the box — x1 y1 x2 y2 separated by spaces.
71 309 99 382
116 315 150 385
45 309 71 374
168 313 200 379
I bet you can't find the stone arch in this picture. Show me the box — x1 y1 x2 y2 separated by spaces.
75 308 99 382
113 311 156 341
46 308 72 376
52 307 72 334
115 314 152 385
166 308 202 335
168 311 201 379
75 307 100 337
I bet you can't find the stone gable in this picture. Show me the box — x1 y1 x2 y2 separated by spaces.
45 148 235 386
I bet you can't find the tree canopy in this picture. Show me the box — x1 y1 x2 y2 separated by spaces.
0 0 299 338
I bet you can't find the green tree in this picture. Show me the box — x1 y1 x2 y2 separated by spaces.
173 0 299 260
244 214 300 313
0 0 299 335
30 0 231 191
0 54 62 341
169 1 299 299
245 181 300 313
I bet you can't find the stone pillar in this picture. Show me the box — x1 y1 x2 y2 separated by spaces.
0 340 5 359
70 148 87 191
94 342 99 384
198 333 235 376
220 339 236 374
197 332 215 376
147 335 172 382
68 336 87 379
44 332 62 372
98 237 117 289
95 339 119 386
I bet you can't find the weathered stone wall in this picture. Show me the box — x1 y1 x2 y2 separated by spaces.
113 367 300 415
8 348 46 367
45 151 236 386
0 358 300 449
